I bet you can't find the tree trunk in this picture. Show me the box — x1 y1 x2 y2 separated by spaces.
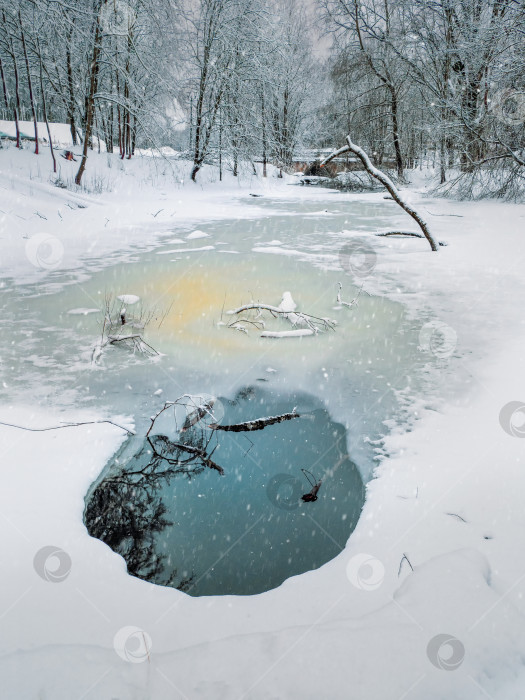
19 11 39 154
123 34 132 159
109 104 114 153
66 23 78 145
116 68 123 157
390 88 403 178
218 107 222 181
75 21 101 186
3 12 22 149
439 135 446 184
38 49 56 173
192 40 209 182
0 57 10 115
460 80 483 171
12 53 21 149
261 87 267 177
191 162 201 182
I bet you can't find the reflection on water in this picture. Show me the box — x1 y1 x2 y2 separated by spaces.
84 386 365 596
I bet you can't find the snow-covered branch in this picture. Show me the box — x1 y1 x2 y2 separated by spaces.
322 137 439 252
226 292 336 337
209 411 300 432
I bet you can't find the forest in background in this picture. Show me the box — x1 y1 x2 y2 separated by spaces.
0 0 524 197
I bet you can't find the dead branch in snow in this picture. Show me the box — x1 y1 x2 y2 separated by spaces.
376 231 429 238
446 512 468 523
227 304 333 328
337 282 369 309
228 318 265 330
398 553 414 576
108 334 159 357
144 396 302 476
375 231 447 246
231 324 249 334
0 419 134 435
147 396 218 437
301 468 322 502
424 209 463 218
92 293 165 364
228 302 290 314
145 396 224 475
321 137 439 252
209 410 300 432
146 436 224 475
226 292 336 336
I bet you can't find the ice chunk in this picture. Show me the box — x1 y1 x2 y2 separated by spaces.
187 230 209 240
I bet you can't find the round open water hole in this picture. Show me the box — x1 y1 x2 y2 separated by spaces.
84 386 365 596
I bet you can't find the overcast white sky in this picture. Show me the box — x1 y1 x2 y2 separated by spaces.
304 0 333 57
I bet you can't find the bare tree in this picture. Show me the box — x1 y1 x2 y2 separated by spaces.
321 0 410 178
322 135 439 250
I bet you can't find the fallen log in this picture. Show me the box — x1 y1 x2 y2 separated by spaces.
209 411 300 432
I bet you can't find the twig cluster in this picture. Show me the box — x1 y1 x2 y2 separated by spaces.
144 395 304 476
337 282 369 309
92 293 170 363
226 292 336 338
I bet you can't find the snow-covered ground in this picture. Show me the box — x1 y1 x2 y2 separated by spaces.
2 142 525 699
0 120 81 145
0 142 285 286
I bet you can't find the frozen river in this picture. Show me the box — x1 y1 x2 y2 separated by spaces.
1 192 432 596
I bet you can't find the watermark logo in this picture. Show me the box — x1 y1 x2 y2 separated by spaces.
419 321 457 359
346 553 385 591
266 473 303 511
499 401 525 438
25 233 64 270
100 0 136 36
33 546 72 583
114 626 152 663
490 89 525 127
427 634 465 671
339 240 377 278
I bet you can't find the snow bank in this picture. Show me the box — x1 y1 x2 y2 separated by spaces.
0 120 101 148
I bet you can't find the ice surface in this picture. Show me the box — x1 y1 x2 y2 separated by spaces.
67 308 100 315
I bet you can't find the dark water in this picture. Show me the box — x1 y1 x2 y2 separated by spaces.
84 385 365 596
